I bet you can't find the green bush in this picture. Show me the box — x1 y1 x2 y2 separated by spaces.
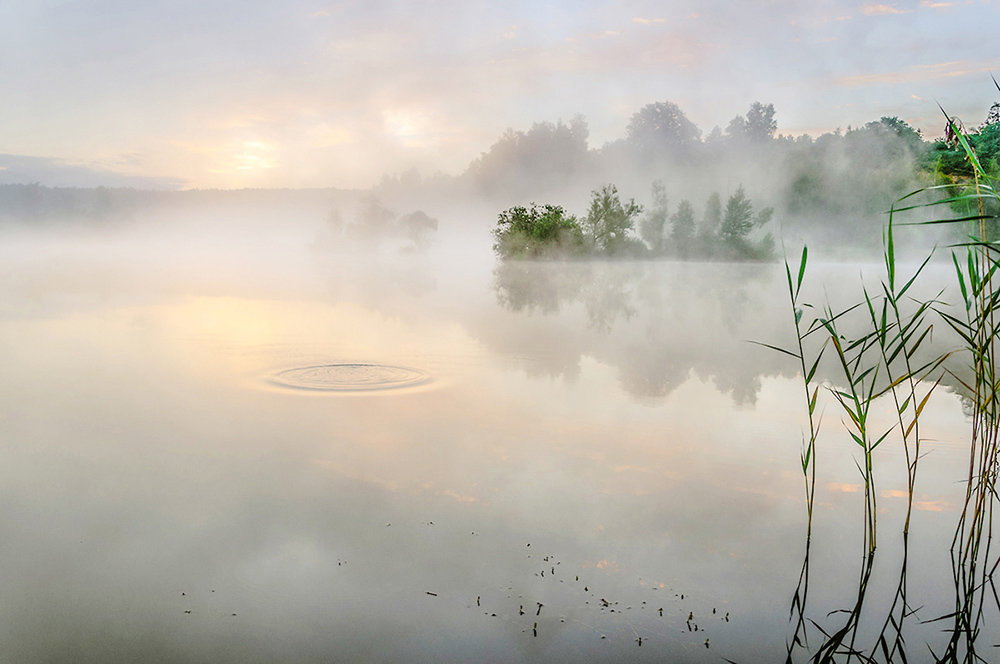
492 203 585 258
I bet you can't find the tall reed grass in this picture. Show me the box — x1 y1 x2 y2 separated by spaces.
772 82 1000 662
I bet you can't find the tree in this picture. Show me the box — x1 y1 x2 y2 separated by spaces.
583 184 643 255
858 117 925 159
983 102 1000 128
638 181 668 253
698 192 722 253
727 102 777 142
347 197 397 247
468 116 590 197
670 199 696 255
975 123 1000 171
398 210 439 251
745 102 777 142
725 115 748 140
716 186 775 259
720 186 754 249
493 203 584 258
626 101 701 156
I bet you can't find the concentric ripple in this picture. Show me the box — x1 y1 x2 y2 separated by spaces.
271 363 431 392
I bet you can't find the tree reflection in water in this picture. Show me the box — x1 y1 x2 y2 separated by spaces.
490 260 786 403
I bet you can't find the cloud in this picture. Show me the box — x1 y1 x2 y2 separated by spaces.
920 0 954 7
0 154 184 189
881 489 953 512
632 17 668 24
862 4 909 14
834 59 1000 86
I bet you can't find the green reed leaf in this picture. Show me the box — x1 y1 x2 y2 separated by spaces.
796 246 808 300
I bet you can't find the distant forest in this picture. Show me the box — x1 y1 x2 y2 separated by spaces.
3 97 999 258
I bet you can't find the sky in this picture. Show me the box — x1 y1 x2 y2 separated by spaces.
1 0 998 190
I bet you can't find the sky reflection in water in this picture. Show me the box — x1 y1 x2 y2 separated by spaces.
0 228 977 662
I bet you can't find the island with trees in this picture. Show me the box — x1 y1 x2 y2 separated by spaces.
492 182 775 261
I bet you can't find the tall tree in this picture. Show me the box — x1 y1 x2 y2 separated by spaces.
638 181 668 253
468 116 590 197
719 186 754 249
626 101 700 156
725 115 748 140
583 184 643 255
726 102 777 142
670 199 696 255
700 192 721 238
696 192 722 257
745 102 777 142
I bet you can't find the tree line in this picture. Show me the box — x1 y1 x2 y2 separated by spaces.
471 94 1000 258
464 99 1000 197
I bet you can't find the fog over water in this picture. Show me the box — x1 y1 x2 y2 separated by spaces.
0 193 985 662
3 0 998 658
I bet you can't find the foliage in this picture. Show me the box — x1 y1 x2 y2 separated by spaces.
717 186 775 259
625 101 700 156
582 184 643 256
638 181 668 253
984 101 1000 128
698 192 722 254
779 121 929 229
719 186 754 247
492 183 774 262
669 199 696 255
397 210 439 250
325 197 440 252
455 96 995 249
467 116 590 198
726 101 777 142
492 203 585 258
0 183 137 222
931 105 1000 181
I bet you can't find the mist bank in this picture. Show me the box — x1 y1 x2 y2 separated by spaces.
383 97 1000 257
3 96 998 259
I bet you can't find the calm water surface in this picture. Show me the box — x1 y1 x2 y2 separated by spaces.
0 220 979 662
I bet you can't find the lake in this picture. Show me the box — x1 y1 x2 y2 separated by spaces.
0 213 989 662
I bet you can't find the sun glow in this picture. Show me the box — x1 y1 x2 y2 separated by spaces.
383 109 430 147
233 140 278 171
